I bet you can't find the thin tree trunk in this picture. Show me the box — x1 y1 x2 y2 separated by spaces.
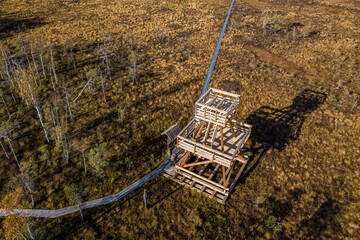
79 205 83 222
0 46 15 87
0 139 10 159
8 138 20 168
81 152 87 174
48 63 56 91
19 232 28 240
30 44 40 80
39 52 46 78
33 99 51 143
30 194 34 208
64 87 73 120
50 49 58 84
73 77 93 102
10 89 17 103
26 223 35 240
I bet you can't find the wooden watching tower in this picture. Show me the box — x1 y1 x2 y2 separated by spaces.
164 89 252 203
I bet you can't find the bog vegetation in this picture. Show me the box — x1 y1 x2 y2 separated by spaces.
0 0 359 239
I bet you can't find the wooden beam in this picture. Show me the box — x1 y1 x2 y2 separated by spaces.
184 160 213 168
194 121 206 140
236 155 247 164
200 164 220 192
210 164 233 198
220 126 224 152
176 169 229 192
190 162 210 188
202 122 212 144
229 161 248 193
228 119 236 137
179 156 199 183
224 164 235 187
222 166 226 187
179 152 191 167
174 166 229 190
211 125 218 147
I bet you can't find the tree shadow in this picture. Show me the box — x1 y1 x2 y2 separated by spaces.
240 89 327 180
242 188 307 240
147 179 183 209
0 17 46 39
292 198 342 239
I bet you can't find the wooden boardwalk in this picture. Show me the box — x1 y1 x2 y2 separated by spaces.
0 158 172 218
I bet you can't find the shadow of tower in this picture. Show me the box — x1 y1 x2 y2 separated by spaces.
241 89 327 178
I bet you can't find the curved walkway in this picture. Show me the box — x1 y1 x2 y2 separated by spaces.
0 159 171 218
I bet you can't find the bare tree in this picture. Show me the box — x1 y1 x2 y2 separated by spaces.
13 67 51 142
53 119 70 163
72 138 90 174
36 39 48 79
63 86 74 120
0 139 10 159
0 42 15 87
49 43 58 84
16 159 37 207
30 43 40 80
0 119 20 167
73 67 96 102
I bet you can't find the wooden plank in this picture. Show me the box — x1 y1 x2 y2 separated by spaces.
228 119 237 137
220 126 224 152
211 125 218 147
190 162 210 188
179 156 199 183
216 97 225 109
196 103 228 114
194 121 206 140
179 136 233 164
175 166 229 190
230 127 251 159
210 164 233 198
178 172 228 193
210 88 240 98
229 160 248 193
208 164 221 180
222 166 226 187
200 164 220 192
179 152 191 167
224 164 235 187
236 155 247 164
202 122 212 143
183 160 213 168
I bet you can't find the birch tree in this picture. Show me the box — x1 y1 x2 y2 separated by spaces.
63 86 73 120
15 159 37 208
14 67 51 142
72 138 90 174
0 120 20 168
53 119 70 163
0 42 16 88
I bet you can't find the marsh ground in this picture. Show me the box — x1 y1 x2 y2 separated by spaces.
0 0 359 239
